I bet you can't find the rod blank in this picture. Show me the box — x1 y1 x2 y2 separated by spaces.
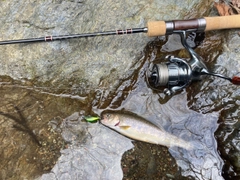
0 28 147 45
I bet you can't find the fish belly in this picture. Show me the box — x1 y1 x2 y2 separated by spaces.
116 127 192 150
117 127 168 145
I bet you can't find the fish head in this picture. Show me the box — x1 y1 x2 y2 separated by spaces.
100 112 120 128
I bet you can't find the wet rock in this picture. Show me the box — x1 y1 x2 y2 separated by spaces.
188 30 240 113
0 80 85 180
0 0 203 90
121 142 183 180
187 30 240 179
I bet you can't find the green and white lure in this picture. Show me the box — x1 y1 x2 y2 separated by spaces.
84 116 100 123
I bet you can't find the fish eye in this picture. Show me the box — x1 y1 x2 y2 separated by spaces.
106 114 111 118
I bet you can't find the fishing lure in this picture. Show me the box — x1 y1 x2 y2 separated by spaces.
84 116 100 123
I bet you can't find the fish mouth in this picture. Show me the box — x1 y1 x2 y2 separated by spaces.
100 114 119 127
100 116 105 124
100 113 110 123
100 115 110 125
100 113 108 120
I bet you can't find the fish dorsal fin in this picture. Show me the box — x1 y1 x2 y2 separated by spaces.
119 126 131 130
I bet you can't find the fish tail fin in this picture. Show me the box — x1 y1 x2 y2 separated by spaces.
169 136 194 150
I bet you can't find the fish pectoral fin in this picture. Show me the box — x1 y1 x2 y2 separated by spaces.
119 126 131 130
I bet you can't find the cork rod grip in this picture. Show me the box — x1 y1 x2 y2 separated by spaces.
147 21 166 37
205 15 240 31
147 15 240 37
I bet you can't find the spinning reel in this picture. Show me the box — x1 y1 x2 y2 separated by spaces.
147 30 240 95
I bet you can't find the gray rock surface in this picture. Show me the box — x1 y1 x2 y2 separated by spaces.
0 0 202 89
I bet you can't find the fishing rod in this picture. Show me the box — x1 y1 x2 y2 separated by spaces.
1 15 240 94
0 15 240 45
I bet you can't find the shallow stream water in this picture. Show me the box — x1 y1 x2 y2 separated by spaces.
0 30 240 179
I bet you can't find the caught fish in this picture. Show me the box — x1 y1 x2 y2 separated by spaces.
101 111 192 150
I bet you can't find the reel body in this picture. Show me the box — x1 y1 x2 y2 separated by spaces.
149 31 208 95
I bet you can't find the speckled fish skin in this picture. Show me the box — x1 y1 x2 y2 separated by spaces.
101 111 192 150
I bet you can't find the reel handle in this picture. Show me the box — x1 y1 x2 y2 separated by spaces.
232 76 240 85
147 15 240 37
